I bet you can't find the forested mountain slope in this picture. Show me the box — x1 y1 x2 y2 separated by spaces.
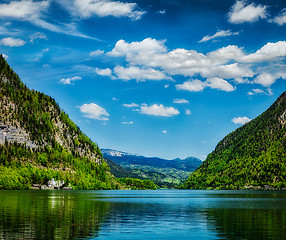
182 91 286 190
0 54 120 190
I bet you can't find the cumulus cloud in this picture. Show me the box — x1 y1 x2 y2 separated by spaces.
107 38 255 80
107 38 286 92
232 116 252 124
30 32 47 43
114 65 170 81
123 103 140 108
228 0 267 24
207 77 235 92
0 0 49 20
60 76 82 85
139 104 179 117
254 72 277 87
90 49 104 56
176 78 235 92
71 0 145 20
78 103 109 120
95 68 113 77
199 30 239 43
173 99 189 104
0 37 25 47
241 41 286 63
162 130 167 134
273 9 286 26
176 79 206 92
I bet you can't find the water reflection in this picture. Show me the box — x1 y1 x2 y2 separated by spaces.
0 191 110 239
0 190 286 240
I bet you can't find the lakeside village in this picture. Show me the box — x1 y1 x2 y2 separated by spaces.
31 179 73 190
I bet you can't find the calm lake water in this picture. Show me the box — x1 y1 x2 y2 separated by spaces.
0 190 285 240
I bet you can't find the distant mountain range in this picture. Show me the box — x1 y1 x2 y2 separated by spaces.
102 149 202 171
182 90 286 190
102 149 202 188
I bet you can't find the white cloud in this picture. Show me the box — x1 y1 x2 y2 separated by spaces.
30 32 47 43
0 0 49 20
164 84 169 88
60 76 82 85
90 49 104 56
254 73 277 87
112 97 118 101
114 66 170 81
72 0 145 20
157 10 166 15
232 116 252 124
185 109 192 115
122 103 139 108
107 38 254 80
122 121 134 125
173 99 189 104
79 103 109 121
207 77 235 92
0 0 95 39
228 0 267 24
107 38 286 92
0 37 25 47
247 88 273 96
247 88 265 95
176 78 235 92
199 30 239 43
241 41 286 63
139 104 179 117
273 9 286 26
2 54 8 59
162 130 167 134
176 79 206 92
95 68 113 77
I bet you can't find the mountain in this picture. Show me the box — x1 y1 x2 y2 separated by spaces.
104 158 141 179
182 91 286 190
0 55 120 190
102 149 202 188
102 149 202 171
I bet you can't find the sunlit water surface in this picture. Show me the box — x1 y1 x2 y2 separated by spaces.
0 190 285 239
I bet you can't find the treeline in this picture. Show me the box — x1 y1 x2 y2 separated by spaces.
0 142 120 190
118 178 157 190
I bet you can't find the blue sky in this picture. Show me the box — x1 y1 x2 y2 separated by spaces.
0 0 286 160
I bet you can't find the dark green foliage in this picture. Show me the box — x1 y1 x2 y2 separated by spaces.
0 143 120 190
182 91 286 190
118 178 157 190
0 55 119 190
104 158 141 178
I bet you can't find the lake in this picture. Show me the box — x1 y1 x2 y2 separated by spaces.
0 190 285 239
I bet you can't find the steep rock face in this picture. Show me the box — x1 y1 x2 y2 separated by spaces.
0 56 102 163
0 55 119 190
183 91 286 190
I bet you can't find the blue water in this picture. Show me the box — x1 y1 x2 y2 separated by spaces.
0 190 285 239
